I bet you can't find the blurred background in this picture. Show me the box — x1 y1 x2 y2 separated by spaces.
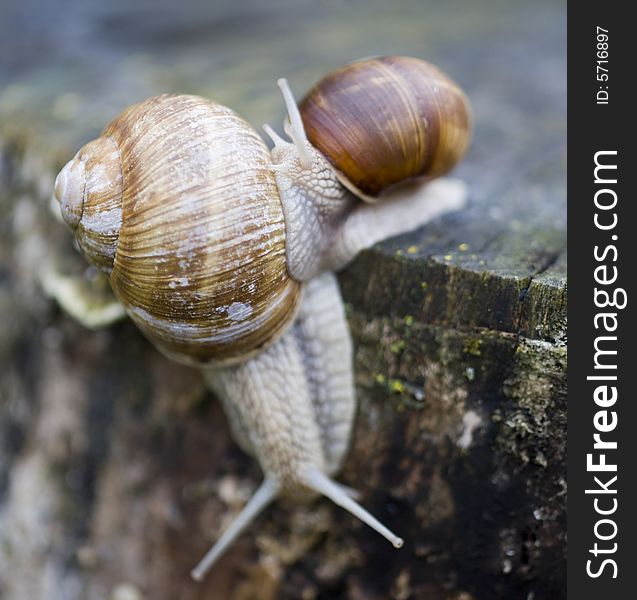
0 1 566 599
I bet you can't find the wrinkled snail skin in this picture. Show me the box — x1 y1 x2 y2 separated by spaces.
205 273 355 480
53 56 471 581
322 177 468 273
267 134 358 282
195 272 387 580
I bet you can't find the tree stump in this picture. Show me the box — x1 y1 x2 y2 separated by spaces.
0 1 566 598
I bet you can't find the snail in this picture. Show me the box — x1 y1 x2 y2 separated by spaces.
52 56 471 580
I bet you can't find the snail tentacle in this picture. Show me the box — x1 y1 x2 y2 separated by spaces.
302 467 404 549
262 123 288 150
190 478 279 581
277 78 312 169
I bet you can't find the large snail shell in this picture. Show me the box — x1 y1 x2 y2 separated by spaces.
55 95 301 366
299 56 472 198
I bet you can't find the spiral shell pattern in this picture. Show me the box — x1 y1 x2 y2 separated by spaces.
55 95 301 366
299 56 472 198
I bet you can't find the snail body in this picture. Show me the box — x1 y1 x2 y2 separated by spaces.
53 56 471 580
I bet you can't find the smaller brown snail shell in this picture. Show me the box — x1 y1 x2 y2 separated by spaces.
299 56 472 199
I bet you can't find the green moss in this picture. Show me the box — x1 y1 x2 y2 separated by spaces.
389 379 406 393
463 338 483 356
389 339 406 354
